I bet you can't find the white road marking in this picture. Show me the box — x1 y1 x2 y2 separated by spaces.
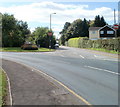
94 55 118 62
79 55 85 59
85 66 119 75
94 55 98 57
60 55 65 57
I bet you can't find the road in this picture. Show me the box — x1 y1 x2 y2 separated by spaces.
1 46 119 105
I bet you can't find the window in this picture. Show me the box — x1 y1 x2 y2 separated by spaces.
100 31 104 34
107 31 114 34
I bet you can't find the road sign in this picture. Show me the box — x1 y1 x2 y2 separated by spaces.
113 24 119 29
48 32 53 36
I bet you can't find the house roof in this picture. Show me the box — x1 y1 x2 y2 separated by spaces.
89 27 101 31
89 25 116 31
99 25 116 31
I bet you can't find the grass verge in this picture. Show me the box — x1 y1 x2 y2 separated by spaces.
0 68 7 106
0 47 55 52
87 48 119 54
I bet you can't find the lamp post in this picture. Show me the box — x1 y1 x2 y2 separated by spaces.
49 13 56 49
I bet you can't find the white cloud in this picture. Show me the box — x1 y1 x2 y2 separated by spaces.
0 1 116 37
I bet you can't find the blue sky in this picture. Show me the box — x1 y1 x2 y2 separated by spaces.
0 0 119 38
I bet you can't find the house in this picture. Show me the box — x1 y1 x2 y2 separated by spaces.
89 25 116 40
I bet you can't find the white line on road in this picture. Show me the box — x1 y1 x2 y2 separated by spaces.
94 55 98 57
94 55 118 62
79 55 85 59
60 55 65 57
85 66 119 75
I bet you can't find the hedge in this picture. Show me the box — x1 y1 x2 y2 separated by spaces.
67 37 120 52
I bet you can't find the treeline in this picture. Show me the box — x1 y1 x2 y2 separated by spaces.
1 13 56 48
60 15 107 45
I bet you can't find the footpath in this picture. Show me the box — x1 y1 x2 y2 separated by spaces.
2 59 86 105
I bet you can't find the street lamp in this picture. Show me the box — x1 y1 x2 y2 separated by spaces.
50 13 56 30
49 13 56 49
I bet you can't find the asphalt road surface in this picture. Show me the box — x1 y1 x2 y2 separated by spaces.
1 46 119 105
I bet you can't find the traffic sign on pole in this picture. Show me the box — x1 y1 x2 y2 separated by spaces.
48 32 53 36
113 24 119 30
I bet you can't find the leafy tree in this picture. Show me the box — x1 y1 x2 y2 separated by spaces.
2 13 30 47
60 19 90 45
33 27 56 48
0 13 2 47
60 22 71 45
17 21 31 43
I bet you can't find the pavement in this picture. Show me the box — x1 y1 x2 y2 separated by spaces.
2 59 86 105
0 46 119 105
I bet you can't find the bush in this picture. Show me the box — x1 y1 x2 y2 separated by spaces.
21 44 38 50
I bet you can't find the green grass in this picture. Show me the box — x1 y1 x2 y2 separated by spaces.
87 48 119 54
0 68 7 106
0 47 55 52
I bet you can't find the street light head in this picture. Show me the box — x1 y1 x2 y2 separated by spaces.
53 13 56 14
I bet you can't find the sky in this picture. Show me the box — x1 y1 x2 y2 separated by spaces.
0 0 120 38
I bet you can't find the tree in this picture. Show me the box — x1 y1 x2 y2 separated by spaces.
17 20 31 43
80 18 89 37
0 13 2 47
100 16 107 27
60 22 71 45
60 19 89 45
33 27 56 48
93 15 107 27
66 18 89 38
2 13 30 47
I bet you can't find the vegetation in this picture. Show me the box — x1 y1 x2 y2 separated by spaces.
0 68 7 106
60 18 89 45
0 47 54 52
21 44 38 50
2 13 30 47
60 15 107 45
2 13 56 50
33 27 56 49
93 15 107 27
67 37 120 53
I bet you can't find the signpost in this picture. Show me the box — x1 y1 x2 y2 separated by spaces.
48 32 53 49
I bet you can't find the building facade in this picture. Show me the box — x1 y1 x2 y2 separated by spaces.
89 25 116 40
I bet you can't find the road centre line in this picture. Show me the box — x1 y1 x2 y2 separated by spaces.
79 55 85 58
85 66 119 75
